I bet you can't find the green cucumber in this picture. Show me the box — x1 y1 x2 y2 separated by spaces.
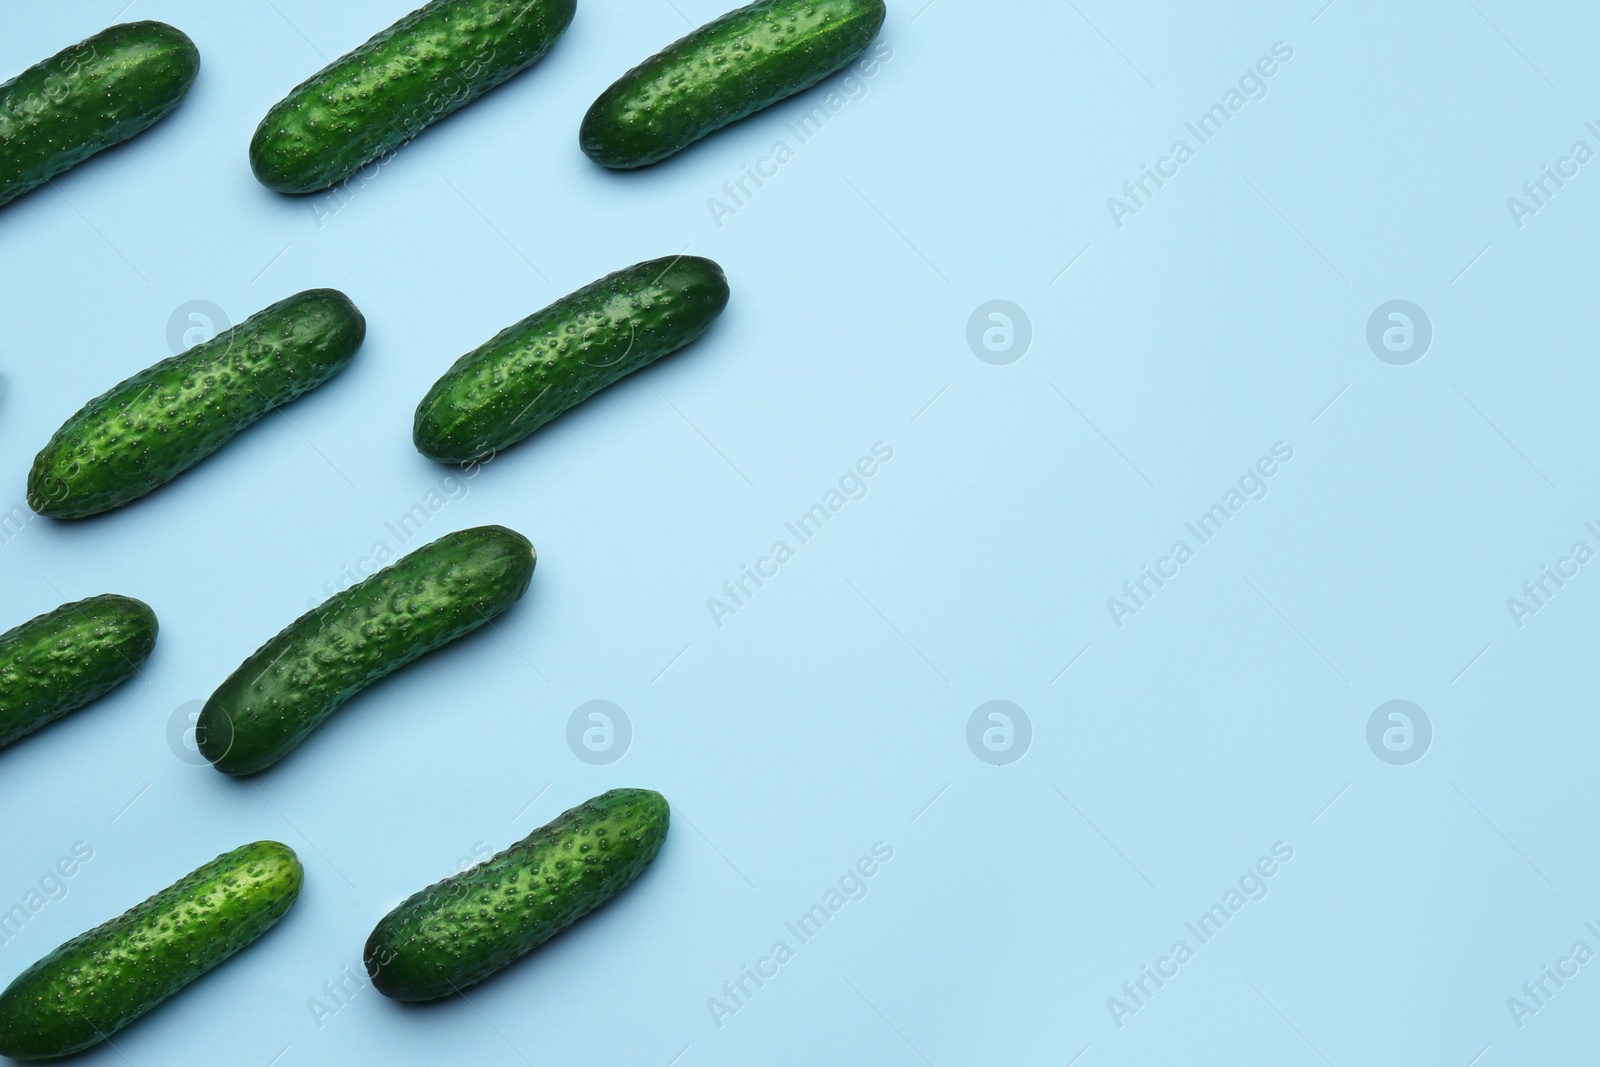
0 595 157 750
0 841 302 1060
365 788 668 1001
413 255 730 464
198 524 536 775
0 21 199 208
580 0 886 169
27 288 365 520
250 0 577 194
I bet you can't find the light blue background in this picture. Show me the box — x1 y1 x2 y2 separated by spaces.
0 0 1595 1063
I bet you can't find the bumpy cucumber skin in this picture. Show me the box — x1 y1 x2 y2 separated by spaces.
27 289 365 520
250 0 577 194
0 22 199 208
0 841 302 1060
413 256 730 464
198 525 536 776
365 788 669 1001
0 595 157 750
581 0 886 168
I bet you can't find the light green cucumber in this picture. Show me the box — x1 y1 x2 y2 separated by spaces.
27 288 365 519
0 842 302 1060
197 525 536 775
250 0 576 194
0 22 199 207
580 0 887 168
365 788 669 1000
0 595 157 750
413 255 729 465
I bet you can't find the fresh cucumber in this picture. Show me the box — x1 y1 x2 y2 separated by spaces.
365 788 668 1001
580 0 886 169
0 21 199 208
198 524 536 775
0 841 302 1060
0 595 157 750
413 255 729 464
27 288 365 520
250 0 577 194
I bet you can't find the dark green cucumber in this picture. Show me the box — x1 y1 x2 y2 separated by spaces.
0 841 301 1060
198 524 536 775
365 788 668 1001
27 288 365 520
413 255 730 464
250 0 576 194
0 21 199 208
0 595 157 750
580 0 886 168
